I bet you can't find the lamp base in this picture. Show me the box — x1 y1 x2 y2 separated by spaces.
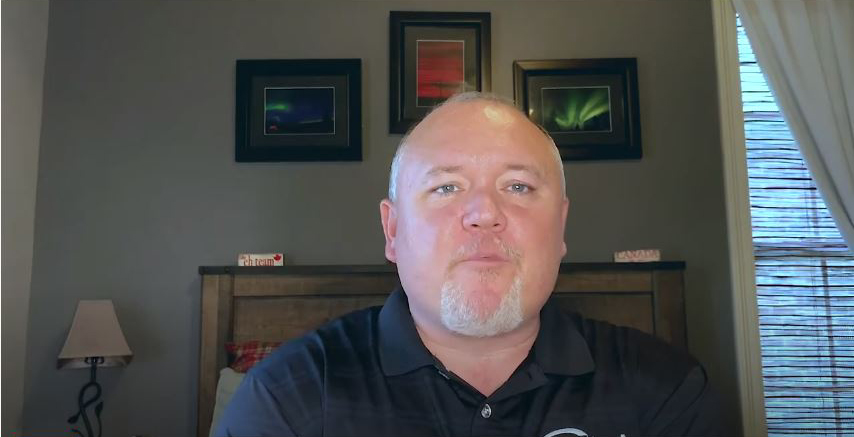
67 357 104 437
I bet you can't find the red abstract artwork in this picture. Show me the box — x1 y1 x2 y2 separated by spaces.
416 40 464 107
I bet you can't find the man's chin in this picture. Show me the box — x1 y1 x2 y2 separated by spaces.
440 278 516 320
439 280 525 338
458 290 505 320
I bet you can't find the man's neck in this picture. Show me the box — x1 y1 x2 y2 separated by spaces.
412 314 540 397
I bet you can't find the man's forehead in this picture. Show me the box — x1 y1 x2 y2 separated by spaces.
405 126 553 175
412 101 521 137
393 98 562 191
419 160 546 179
408 100 554 151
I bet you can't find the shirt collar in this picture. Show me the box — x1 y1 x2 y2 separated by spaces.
378 286 596 377
378 287 437 376
532 299 596 375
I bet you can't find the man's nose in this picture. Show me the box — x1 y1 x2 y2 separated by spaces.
462 190 506 232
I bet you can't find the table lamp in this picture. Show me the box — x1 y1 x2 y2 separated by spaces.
58 300 133 437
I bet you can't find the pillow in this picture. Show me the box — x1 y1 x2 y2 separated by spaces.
208 367 245 437
225 340 281 372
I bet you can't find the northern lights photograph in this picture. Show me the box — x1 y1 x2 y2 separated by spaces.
513 58 641 160
236 58 361 161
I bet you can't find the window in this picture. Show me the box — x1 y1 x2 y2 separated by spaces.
737 18 854 436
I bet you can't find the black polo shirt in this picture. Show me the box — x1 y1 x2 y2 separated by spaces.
215 287 720 437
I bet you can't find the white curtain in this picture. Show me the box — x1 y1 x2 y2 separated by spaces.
733 0 854 252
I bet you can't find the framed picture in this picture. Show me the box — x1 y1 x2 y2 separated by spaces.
513 58 642 161
235 59 361 162
389 11 491 134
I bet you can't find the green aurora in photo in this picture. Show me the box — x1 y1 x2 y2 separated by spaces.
264 87 335 135
542 86 612 133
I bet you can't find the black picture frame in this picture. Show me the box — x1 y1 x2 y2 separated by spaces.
389 11 491 134
513 58 642 161
235 59 362 162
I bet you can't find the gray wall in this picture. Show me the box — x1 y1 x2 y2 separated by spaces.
2 0 50 435
24 0 738 435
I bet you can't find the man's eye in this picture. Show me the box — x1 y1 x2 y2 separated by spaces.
433 184 460 195
508 183 532 193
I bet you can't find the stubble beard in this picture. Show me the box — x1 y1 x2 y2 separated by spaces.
439 273 524 338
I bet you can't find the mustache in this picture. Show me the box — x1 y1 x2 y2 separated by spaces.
450 236 522 265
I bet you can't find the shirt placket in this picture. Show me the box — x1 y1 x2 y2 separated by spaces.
470 399 495 436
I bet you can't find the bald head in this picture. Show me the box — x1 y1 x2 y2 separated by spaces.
387 92 565 202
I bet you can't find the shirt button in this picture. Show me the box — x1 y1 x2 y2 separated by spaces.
480 403 492 419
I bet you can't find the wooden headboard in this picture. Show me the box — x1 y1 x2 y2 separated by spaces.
197 262 686 437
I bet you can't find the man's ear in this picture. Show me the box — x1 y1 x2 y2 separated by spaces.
560 197 569 257
380 199 398 263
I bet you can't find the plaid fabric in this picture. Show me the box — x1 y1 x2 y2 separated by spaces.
225 341 281 372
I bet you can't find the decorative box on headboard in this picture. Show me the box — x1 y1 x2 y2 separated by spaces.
196 262 686 437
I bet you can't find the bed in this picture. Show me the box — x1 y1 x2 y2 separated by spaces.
197 262 687 437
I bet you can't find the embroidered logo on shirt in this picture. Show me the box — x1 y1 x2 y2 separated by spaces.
543 428 589 437
543 428 628 437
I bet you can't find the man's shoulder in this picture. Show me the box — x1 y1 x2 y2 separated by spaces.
563 312 720 434
564 311 700 380
250 305 383 382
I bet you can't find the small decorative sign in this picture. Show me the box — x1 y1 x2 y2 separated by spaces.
614 249 660 263
238 253 284 267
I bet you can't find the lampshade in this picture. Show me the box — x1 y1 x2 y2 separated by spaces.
57 300 133 369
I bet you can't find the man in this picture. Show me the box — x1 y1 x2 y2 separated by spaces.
216 92 719 437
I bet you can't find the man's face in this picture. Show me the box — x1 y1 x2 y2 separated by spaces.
380 100 568 337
